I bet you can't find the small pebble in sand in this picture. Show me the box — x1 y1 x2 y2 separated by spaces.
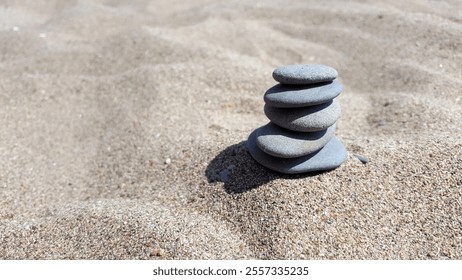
150 248 165 257
164 158 171 165
219 165 235 182
247 64 347 174
353 153 369 164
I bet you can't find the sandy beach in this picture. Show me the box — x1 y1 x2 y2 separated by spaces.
0 0 461 259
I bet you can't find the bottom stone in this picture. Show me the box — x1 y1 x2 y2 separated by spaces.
247 131 348 174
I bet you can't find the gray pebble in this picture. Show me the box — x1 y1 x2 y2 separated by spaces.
247 133 348 174
273 64 337 85
219 165 235 182
255 122 336 158
264 79 343 108
264 99 341 132
353 153 369 164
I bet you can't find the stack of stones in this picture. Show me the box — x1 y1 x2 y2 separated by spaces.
247 64 348 174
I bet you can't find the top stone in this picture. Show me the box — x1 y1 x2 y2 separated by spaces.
272 64 338 85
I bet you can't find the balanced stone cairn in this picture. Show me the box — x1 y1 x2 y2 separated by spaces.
247 64 348 174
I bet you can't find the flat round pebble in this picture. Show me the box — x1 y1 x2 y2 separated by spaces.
353 153 369 164
264 99 340 132
272 64 338 85
247 133 348 174
255 122 336 158
264 79 342 108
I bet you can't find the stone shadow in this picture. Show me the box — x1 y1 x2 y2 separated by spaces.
205 141 323 194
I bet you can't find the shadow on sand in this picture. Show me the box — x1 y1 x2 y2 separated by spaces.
205 141 323 194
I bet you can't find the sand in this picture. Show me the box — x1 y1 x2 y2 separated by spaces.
0 0 461 259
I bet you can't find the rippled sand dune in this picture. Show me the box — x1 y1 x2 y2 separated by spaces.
0 0 461 259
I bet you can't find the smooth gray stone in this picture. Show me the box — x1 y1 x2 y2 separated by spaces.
264 79 342 108
247 133 348 174
255 122 336 158
264 99 340 132
273 64 337 85
353 153 369 164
